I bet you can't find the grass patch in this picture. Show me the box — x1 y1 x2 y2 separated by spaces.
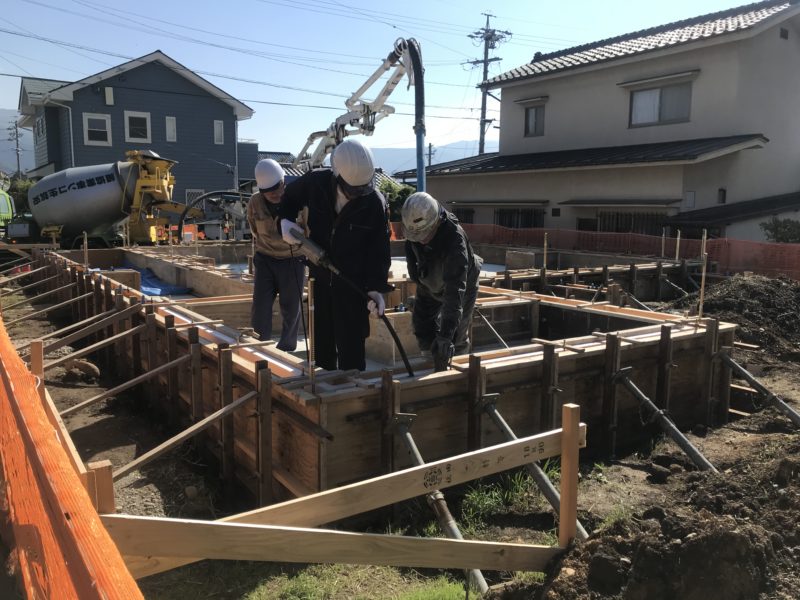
139 561 466 600
599 504 632 530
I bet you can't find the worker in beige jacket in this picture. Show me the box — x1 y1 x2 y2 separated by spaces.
247 159 305 351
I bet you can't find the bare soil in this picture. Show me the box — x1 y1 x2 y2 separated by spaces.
1 272 799 599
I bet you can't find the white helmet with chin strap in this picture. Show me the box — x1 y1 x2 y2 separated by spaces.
402 192 443 242
254 159 285 192
331 138 375 197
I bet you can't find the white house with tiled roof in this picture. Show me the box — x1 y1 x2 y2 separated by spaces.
411 0 800 240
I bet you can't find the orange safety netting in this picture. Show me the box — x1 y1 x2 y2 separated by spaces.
0 320 142 599
392 223 800 280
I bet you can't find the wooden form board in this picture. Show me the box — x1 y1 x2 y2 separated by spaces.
108 424 585 578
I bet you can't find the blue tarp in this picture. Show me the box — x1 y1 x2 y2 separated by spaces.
114 263 193 296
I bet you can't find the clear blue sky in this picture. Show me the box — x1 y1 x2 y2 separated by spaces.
1 0 744 161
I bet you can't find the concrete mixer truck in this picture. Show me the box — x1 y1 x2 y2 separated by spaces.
11 150 201 248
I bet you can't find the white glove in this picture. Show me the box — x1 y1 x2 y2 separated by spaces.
280 220 304 245
367 291 385 317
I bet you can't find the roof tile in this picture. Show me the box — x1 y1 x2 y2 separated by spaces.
487 1 794 87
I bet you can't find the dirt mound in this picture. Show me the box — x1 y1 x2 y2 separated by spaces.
673 274 800 359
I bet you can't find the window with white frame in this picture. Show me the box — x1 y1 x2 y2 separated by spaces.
214 120 224 145
165 116 177 142
124 111 151 143
630 82 692 127
83 112 112 146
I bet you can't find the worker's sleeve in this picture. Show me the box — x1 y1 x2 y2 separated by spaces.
438 232 470 342
405 240 419 282
364 199 392 293
247 198 258 237
278 176 308 222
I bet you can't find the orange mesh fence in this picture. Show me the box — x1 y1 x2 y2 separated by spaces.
0 320 142 599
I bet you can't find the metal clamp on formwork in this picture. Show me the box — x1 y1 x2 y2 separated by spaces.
478 393 589 541
715 350 800 429
388 412 489 595
613 367 718 473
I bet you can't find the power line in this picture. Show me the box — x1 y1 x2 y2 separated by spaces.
465 13 511 155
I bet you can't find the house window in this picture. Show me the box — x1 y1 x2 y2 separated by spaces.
630 82 691 126
717 188 727 204
214 120 224 145
124 111 151 143
35 115 46 140
83 113 112 146
165 116 177 142
524 105 545 137
683 190 696 209
551 208 561 217
494 208 544 228
452 208 474 224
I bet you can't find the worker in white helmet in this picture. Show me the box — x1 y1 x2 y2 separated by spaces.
247 159 305 350
401 192 483 371
279 138 391 371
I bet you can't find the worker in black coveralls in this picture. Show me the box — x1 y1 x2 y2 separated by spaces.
279 138 391 371
402 192 483 371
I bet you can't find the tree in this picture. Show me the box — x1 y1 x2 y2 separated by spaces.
378 179 415 222
7 177 34 213
759 216 800 243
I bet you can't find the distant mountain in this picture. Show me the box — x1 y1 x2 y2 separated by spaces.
0 109 34 175
372 140 498 177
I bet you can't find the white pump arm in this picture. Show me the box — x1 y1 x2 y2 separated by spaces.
293 39 412 171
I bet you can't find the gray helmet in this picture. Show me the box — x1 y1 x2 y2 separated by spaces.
402 192 442 242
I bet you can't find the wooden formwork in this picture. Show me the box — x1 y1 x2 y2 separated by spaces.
18 250 734 502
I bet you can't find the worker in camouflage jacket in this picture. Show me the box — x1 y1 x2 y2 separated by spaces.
402 192 483 371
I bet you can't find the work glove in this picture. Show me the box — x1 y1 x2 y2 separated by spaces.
367 291 385 317
280 220 304 245
431 336 455 372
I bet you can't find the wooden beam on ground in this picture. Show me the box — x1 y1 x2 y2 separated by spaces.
103 515 563 572
112 390 257 481
120 425 587 578
558 404 580 548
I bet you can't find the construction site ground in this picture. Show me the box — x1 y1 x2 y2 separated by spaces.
1 273 799 599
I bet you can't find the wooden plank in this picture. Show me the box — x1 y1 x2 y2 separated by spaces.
558 404 580 548
86 460 115 514
467 355 484 450
112 390 257 481
44 323 146 372
256 364 273 505
104 514 562 572
121 425 586 578
655 324 673 411
602 334 621 456
540 345 558 431
219 346 235 492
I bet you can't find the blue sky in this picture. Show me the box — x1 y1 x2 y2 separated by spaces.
1 0 745 162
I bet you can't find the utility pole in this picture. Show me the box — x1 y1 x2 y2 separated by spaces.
6 120 22 177
427 143 435 167
466 13 511 155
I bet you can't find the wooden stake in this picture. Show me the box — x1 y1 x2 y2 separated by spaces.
30 340 45 402
558 403 580 548
86 460 115 514
256 363 273 505
540 345 559 431
380 369 398 473
602 334 621 456
219 345 235 491
467 355 485 450
189 327 204 424
655 324 673 412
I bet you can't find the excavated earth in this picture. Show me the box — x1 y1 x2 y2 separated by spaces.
1 272 799 599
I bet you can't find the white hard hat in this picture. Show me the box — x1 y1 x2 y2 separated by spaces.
331 138 375 187
254 159 285 192
402 192 442 243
